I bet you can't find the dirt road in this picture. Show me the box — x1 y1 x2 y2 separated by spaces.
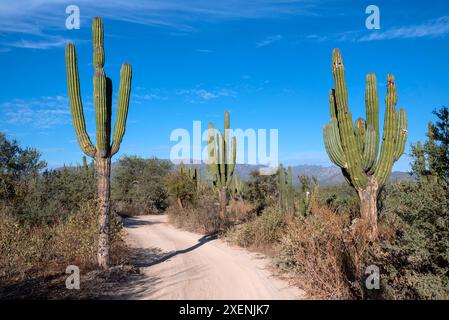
118 215 304 300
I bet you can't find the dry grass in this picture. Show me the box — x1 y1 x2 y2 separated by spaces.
226 206 287 251
277 203 370 299
0 200 127 286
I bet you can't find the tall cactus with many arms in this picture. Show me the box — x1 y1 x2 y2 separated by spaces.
65 17 132 268
208 111 237 219
323 49 407 239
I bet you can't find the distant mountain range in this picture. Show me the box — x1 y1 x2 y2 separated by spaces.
175 162 412 187
61 159 412 187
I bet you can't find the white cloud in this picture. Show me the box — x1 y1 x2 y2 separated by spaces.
177 87 236 103
256 34 282 47
6 37 68 50
0 1 316 50
1 95 71 128
196 49 213 53
359 16 449 41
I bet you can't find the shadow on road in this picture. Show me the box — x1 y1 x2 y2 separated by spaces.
123 217 163 228
136 234 217 268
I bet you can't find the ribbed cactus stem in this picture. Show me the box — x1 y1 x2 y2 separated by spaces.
208 111 237 219
65 17 132 268
278 164 286 209
111 63 132 156
323 49 407 240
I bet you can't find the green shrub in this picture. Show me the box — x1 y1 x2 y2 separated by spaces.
243 170 279 213
227 206 286 249
374 179 449 299
165 170 197 209
112 156 171 215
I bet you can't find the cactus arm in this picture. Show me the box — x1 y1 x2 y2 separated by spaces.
217 132 225 188
329 89 338 119
207 122 219 184
323 120 346 168
279 164 286 208
224 111 230 179
65 43 96 158
226 136 236 187
394 108 408 161
374 74 398 186
362 124 377 171
111 63 132 156
365 73 380 161
355 117 367 153
332 49 367 190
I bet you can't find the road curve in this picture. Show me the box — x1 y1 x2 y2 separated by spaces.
119 214 304 300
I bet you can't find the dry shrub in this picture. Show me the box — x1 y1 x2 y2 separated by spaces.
226 206 286 250
0 200 126 284
227 198 256 223
277 204 369 299
167 194 224 234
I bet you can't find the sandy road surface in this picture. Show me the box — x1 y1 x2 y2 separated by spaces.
118 214 304 300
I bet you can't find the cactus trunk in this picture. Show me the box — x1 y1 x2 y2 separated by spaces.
358 179 379 240
96 157 111 268
218 186 227 220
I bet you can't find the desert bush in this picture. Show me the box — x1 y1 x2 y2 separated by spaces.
0 200 126 283
227 198 256 224
373 179 449 299
227 206 287 249
112 156 171 215
167 193 223 234
318 183 359 217
165 170 197 209
276 204 369 299
243 170 279 213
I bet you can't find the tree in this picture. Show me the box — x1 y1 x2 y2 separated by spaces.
112 156 171 214
0 133 46 203
411 106 449 183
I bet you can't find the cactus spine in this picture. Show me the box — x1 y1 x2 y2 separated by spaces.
323 49 407 239
65 17 132 268
208 111 237 219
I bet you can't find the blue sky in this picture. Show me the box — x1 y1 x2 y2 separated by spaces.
0 0 448 171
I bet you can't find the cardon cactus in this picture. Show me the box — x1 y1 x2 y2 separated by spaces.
278 165 294 214
323 49 407 239
65 17 132 268
208 111 237 219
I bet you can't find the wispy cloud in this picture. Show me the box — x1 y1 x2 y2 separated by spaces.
196 49 213 53
303 16 449 44
256 34 283 47
0 0 316 50
132 87 169 104
0 95 71 128
177 87 236 103
359 16 449 41
6 36 69 50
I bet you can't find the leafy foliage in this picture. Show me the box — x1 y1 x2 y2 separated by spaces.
112 156 171 215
